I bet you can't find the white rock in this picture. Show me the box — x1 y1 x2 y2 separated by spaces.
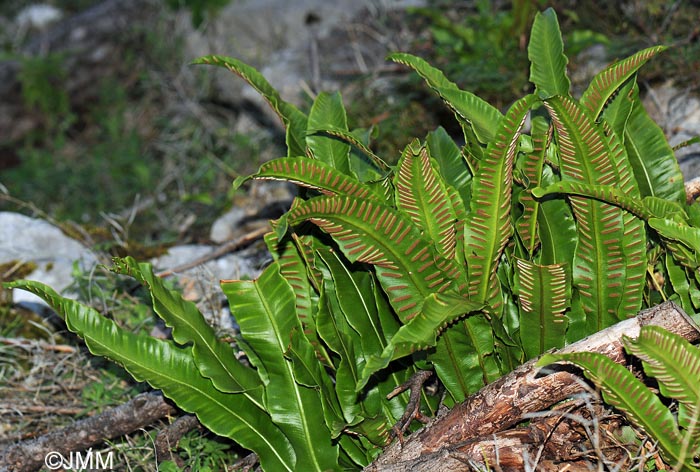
15 4 63 30
0 212 97 305
151 245 260 329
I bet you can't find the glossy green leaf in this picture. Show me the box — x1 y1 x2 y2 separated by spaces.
624 326 700 432
432 314 502 401
388 52 502 143
514 258 569 359
8 280 296 472
221 263 339 471
516 115 550 256
464 94 534 310
395 139 459 259
528 8 570 99
306 91 352 176
193 55 307 157
649 218 700 269
539 351 695 470
580 46 666 119
623 83 686 203
112 257 262 396
426 126 472 210
285 195 458 322
360 291 483 390
544 95 628 332
235 157 381 200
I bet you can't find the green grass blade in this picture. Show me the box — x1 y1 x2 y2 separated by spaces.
623 83 686 203
8 279 296 472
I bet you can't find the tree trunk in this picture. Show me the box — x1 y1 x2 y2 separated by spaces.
367 301 700 471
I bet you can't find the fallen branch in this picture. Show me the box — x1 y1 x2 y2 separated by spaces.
0 391 177 472
156 226 268 278
367 301 700 471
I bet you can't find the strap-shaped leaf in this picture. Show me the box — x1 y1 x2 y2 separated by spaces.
433 315 503 402
388 52 502 144
649 218 700 269
306 91 352 175
193 55 307 157
426 126 472 211
285 195 457 321
234 157 381 200
308 126 390 178
265 232 332 368
527 8 570 99
464 94 535 309
580 45 667 119
533 181 688 222
516 115 551 256
623 83 686 203
544 96 628 332
624 326 700 434
112 257 262 396
316 248 407 442
514 258 570 359
221 263 339 470
359 291 483 392
8 279 296 472
395 140 459 259
539 351 688 469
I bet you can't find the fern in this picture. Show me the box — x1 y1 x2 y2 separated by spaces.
539 326 700 471
7 7 699 470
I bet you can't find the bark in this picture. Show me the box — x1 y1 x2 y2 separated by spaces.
366 301 700 471
0 391 177 472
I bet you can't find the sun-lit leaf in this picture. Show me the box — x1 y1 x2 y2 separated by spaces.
528 8 570 99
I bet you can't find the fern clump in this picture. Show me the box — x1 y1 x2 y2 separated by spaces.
7 7 700 470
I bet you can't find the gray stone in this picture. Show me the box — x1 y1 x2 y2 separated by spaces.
150 244 260 329
0 212 97 305
643 81 700 180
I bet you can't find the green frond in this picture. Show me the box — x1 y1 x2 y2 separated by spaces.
8 279 297 472
193 55 307 157
306 91 352 176
395 140 459 259
514 258 570 358
234 157 381 200
539 351 688 468
464 94 535 309
387 52 503 144
528 8 570 99
580 45 667 119
624 326 700 436
222 263 340 470
285 195 463 321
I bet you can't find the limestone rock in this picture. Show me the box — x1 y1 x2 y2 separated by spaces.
0 212 97 306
